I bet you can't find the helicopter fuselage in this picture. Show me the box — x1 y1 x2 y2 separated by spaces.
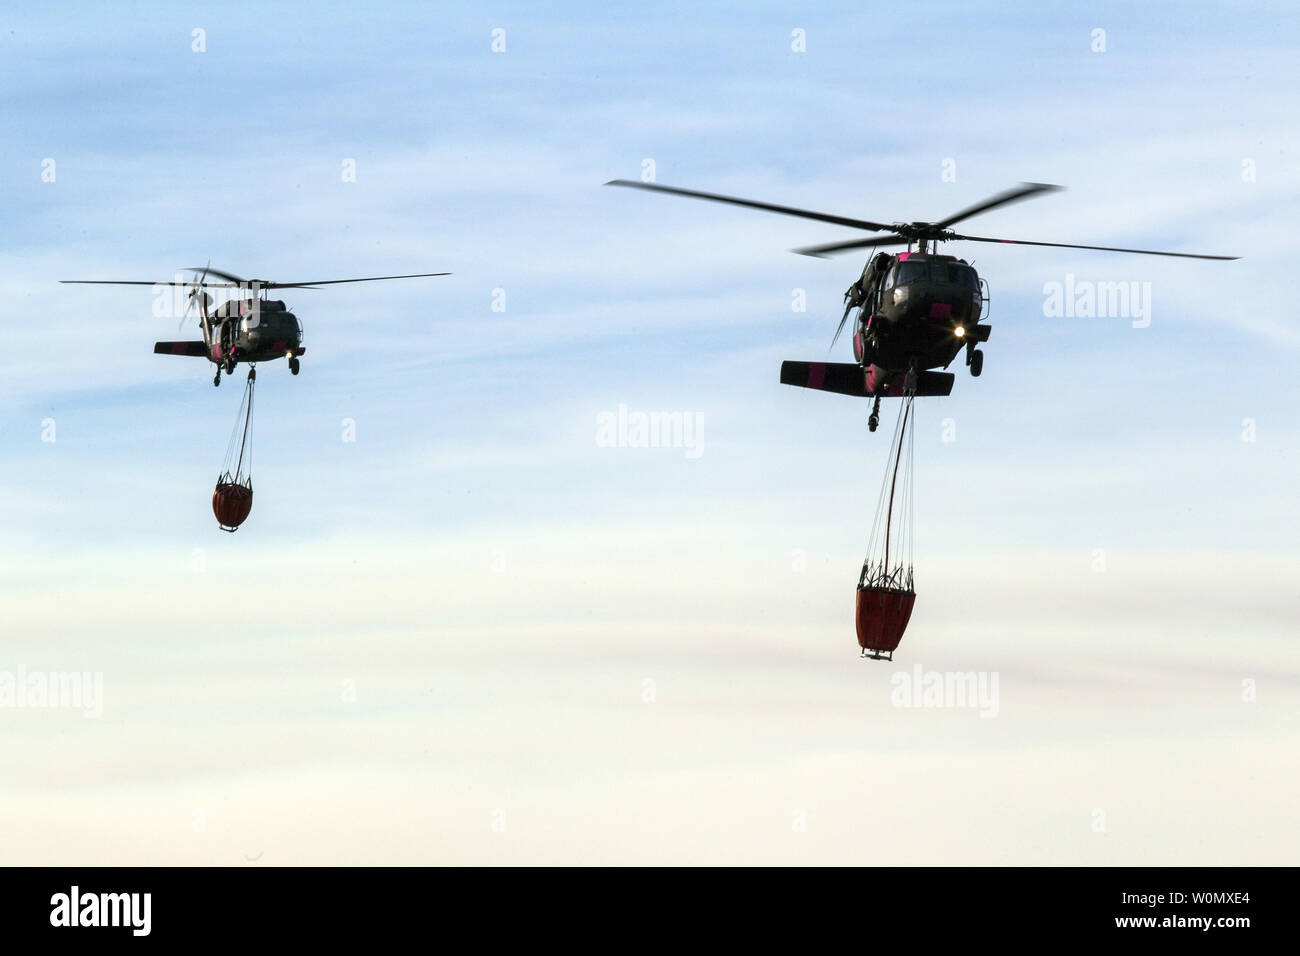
849 251 989 379
206 298 303 366
153 296 305 384
779 250 992 404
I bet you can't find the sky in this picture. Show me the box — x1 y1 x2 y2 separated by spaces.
1 1 1297 865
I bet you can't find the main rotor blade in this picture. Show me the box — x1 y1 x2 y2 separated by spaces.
60 279 242 287
791 235 909 258
264 272 451 289
931 182 1063 230
605 180 894 233
951 233 1239 260
191 266 247 285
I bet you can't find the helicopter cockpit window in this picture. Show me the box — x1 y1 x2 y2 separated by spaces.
897 261 929 284
943 264 979 289
884 265 898 289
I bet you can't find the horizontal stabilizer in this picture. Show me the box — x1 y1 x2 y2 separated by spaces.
780 361 955 398
781 361 870 396
154 341 209 357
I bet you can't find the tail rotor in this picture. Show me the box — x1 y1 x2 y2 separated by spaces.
182 261 212 331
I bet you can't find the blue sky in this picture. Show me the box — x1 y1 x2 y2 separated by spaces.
1 2 1297 864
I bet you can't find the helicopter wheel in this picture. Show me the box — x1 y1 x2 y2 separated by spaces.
213 370 221 387
868 414 879 432
224 357 236 375
970 349 984 377
289 357 300 375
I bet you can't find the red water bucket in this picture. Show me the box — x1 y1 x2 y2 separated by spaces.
856 585 915 655
213 480 253 531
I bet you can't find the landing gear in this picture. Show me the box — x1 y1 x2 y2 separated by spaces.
224 356 236 375
969 348 984 377
289 356 300 375
868 394 881 432
213 368 221 387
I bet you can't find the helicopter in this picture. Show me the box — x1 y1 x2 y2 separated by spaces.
606 180 1237 430
61 265 450 386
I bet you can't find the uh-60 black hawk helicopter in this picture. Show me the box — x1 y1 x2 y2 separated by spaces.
607 180 1237 430
61 264 450 386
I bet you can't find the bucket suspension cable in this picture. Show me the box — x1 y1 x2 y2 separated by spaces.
860 392 916 592
213 367 256 532
855 390 919 660
220 367 256 484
